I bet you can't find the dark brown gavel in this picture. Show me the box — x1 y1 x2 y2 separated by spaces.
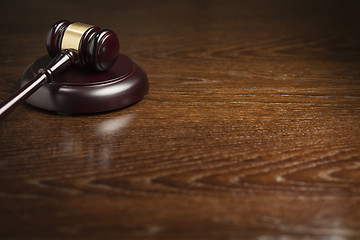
0 20 120 120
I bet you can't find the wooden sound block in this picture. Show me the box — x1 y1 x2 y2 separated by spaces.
19 54 149 114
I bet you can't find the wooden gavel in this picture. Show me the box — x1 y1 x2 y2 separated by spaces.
0 20 120 120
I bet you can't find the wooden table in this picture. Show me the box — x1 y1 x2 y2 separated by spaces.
1 0 359 239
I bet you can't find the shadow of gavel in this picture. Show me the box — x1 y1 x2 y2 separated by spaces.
0 20 120 120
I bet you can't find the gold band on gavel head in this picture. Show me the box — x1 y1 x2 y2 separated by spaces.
61 22 93 52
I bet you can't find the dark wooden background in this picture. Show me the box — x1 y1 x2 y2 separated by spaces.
0 0 360 239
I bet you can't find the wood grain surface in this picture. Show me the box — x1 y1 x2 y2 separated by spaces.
0 0 360 239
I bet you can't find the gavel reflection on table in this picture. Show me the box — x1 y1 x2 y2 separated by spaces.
0 20 148 120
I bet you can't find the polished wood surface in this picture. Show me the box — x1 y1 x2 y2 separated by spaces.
1 0 360 239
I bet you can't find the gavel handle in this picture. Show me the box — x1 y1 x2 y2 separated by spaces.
0 50 76 121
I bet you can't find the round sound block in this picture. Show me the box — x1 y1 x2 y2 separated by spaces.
19 54 149 114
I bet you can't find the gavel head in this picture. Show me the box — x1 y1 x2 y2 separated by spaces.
46 20 120 71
